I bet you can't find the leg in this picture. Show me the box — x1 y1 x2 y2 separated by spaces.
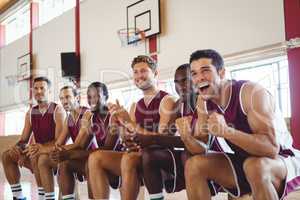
58 159 86 195
243 156 286 200
88 150 123 199
185 153 236 200
30 155 49 200
38 154 57 199
2 150 21 184
121 152 142 200
142 148 176 198
2 150 26 199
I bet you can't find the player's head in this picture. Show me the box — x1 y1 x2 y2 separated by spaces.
33 76 51 103
131 55 158 91
87 82 109 111
59 86 79 112
174 63 194 100
189 49 225 100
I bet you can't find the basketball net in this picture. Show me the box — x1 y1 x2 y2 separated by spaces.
117 28 146 47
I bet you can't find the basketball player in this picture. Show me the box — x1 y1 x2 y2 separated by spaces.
140 63 197 200
88 55 177 200
51 82 120 200
182 49 300 200
1 76 66 200
36 86 89 200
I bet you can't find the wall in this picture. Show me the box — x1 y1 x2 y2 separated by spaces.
0 35 29 111
0 0 286 109
32 8 75 101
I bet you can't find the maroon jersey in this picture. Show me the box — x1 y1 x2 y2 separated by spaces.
206 80 252 157
135 90 168 132
67 106 88 142
91 111 110 147
30 102 57 144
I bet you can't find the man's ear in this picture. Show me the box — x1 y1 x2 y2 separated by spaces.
218 68 226 79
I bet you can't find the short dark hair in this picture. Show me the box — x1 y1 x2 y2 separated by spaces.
60 86 79 97
176 63 190 72
33 76 51 87
87 82 109 101
189 49 224 71
131 55 157 71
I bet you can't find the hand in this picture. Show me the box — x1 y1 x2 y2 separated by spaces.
196 94 207 114
23 143 41 159
108 100 134 130
121 132 140 152
50 145 67 163
207 112 229 137
175 116 193 140
108 100 122 114
18 155 26 167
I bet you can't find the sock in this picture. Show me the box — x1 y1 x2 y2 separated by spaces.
149 192 164 200
10 183 25 199
44 192 55 200
62 193 75 200
38 187 45 200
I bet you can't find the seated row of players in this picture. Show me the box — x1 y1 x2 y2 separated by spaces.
2 49 300 200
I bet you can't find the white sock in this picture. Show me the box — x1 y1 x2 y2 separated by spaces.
62 193 75 200
149 192 164 200
38 187 45 200
10 183 25 199
44 192 55 200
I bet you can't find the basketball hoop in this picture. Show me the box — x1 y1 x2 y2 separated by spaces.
117 28 146 47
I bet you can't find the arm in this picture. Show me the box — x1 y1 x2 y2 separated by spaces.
135 134 185 148
54 119 70 146
64 111 94 150
9 110 32 160
125 95 177 135
49 111 94 162
210 83 279 158
17 110 33 146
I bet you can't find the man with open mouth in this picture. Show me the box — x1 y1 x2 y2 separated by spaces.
179 49 300 200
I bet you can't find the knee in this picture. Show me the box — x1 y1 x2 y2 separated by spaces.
88 151 104 171
1 150 11 164
243 157 270 184
121 153 140 173
38 154 50 169
59 160 72 174
185 155 210 179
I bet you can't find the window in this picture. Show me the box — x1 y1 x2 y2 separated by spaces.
108 79 178 110
228 56 290 117
107 56 290 118
39 0 76 26
4 106 28 136
1 3 30 45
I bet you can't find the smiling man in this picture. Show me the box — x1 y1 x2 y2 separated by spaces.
1 76 66 200
181 49 300 200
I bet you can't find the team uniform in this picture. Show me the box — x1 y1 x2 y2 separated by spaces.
137 90 188 193
90 110 123 188
30 102 58 144
203 80 300 199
